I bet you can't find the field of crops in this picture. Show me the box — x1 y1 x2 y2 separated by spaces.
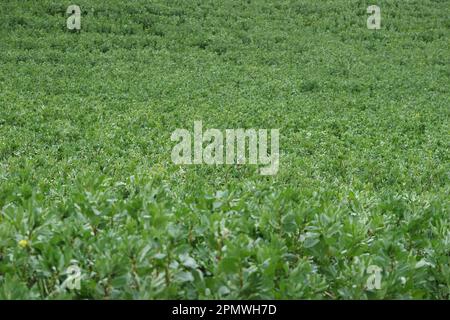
0 0 449 299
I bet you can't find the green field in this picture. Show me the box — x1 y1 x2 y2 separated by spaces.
0 0 449 299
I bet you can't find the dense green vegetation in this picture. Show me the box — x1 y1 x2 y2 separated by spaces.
0 0 449 299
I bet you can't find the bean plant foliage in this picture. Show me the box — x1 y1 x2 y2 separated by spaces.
0 0 449 299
